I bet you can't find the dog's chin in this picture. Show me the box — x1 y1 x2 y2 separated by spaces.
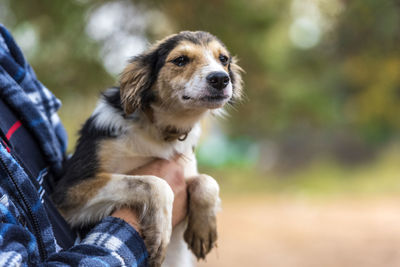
200 95 230 109
181 95 230 110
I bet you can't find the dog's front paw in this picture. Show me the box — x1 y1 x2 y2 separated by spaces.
138 178 174 267
184 208 218 260
143 235 168 267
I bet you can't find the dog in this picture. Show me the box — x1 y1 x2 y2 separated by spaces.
52 31 243 267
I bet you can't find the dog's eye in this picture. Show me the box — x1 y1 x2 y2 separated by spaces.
219 55 229 66
172 56 189 67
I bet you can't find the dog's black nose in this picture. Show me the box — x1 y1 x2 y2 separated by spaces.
206 72 230 90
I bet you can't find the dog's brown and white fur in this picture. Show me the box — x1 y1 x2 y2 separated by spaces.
53 31 243 267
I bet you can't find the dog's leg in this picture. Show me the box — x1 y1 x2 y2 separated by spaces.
184 174 220 260
59 173 174 267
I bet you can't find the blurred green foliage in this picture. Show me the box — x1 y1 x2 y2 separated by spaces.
207 143 400 196
2 0 400 168
4 0 114 97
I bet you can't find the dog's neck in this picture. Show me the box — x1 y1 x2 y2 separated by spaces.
160 125 190 142
141 105 206 143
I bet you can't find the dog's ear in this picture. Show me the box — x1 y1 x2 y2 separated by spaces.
119 56 154 115
228 56 244 103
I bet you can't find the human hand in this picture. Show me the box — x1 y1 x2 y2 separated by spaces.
131 155 187 228
112 156 187 233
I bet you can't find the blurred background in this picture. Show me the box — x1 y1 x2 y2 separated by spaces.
2 0 400 266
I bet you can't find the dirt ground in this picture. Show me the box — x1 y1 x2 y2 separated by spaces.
197 196 400 267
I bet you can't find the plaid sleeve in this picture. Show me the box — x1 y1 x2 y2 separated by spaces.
0 199 148 267
0 189 147 267
45 217 148 267
0 149 148 267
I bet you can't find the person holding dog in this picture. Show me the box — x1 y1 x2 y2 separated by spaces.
0 24 187 266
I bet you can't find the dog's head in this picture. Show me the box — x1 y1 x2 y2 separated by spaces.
119 31 243 115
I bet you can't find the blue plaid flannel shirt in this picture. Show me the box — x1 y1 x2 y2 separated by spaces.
0 24 148 266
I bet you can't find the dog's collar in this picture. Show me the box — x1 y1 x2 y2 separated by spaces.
162 126 190 142
142 107 190 142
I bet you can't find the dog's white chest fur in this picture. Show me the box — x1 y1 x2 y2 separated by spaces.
93 98 201 176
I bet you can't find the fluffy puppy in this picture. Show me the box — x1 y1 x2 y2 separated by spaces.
53 31 243 267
